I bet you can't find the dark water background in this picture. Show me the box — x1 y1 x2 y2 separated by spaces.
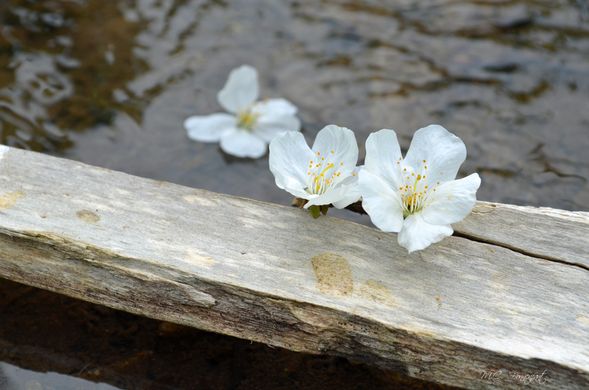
0 0 588 388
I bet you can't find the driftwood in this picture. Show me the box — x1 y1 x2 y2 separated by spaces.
0 146 587 389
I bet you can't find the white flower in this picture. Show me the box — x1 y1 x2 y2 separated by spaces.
184 65 301 158
358 125 481 253
269 125 361 214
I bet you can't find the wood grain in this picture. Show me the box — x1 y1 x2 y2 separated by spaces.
0 146 587 389
454 201 589 269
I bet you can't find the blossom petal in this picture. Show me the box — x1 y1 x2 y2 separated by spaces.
251 98 300 142
358 170 403 232
364 129 403 188
252 98 298 116
304 184 349 208
220 129 266 158
305 167 363 209
217 65 259 113
184 113 236 142
397 214 453 253
332 167 362 209
254 114 301 142
404 124 467 184
269 131 315 196
311 125 358 177
422 173 481 225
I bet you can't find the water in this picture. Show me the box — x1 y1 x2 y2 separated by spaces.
1 0 588 212
0 362 119 390
0 0 588 388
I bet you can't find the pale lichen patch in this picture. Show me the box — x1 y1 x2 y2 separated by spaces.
0 191 24 209
76 209 100 224
311 253 353 296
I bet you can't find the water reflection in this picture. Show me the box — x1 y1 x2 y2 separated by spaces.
0 362 120 390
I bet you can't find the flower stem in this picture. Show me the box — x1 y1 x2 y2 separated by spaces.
309 205 321 219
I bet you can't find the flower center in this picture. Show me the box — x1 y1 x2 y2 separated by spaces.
306 150 344 195
397 158 438 217
236 110 259 131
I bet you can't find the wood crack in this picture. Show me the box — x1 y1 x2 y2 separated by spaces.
453 231 589 272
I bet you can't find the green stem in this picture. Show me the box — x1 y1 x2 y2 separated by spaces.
309 205 321 219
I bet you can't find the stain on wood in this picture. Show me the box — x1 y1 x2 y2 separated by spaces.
577 315 589 327
0 190 24 209
76 209 100 224
311 253 353 296
357 279 396 306
185 249 216 268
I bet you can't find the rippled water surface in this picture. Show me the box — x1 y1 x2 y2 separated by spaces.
0 0 588 388
1 0 588 211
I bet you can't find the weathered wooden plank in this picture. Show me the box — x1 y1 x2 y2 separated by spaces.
454 201 589 269
0 146 587 389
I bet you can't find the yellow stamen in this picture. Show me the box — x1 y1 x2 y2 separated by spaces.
312 163 335 194
236 110 260 130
